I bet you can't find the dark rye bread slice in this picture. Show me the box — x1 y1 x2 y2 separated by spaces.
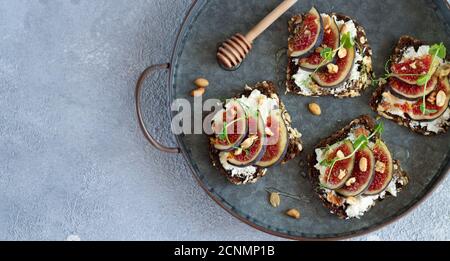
286 13 373 98
308 115 409 219
370 35 450 135
209 81 303 185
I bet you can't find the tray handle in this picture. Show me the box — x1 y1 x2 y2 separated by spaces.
135 63 180 153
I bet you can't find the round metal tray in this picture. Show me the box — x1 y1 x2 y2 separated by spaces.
136 0 450 239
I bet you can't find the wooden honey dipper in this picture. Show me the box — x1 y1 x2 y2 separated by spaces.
217 0 298 70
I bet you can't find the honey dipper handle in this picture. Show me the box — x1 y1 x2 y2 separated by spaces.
245 0 298 43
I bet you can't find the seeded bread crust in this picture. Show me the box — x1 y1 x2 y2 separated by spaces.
209 81 303 185
286 13 373 98
370 35 450 135
308 115 408 219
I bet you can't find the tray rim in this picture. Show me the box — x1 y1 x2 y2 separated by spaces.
164 0 450 240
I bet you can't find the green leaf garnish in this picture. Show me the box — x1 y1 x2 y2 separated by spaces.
218 124 229 143
417 74 431 86
373 122 385 136
217 116 245 145
429 43 447 59
384 59 392 74
320 158 333 167
320 47 334 62
341 32 354 49
353 135 368 150
419 103 438 114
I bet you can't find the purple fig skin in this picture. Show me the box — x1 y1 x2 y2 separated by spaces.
319 140 356 190
312 46 356 88
289 7 324 58
364 141 393 196
299 15 340 70
389 77 437 100
213 101 248 151
336 147 376 197
227 114 267 167
408 77 450 122
255 112 289 168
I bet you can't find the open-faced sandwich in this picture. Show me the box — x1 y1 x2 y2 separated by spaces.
209 81 303 185
370 36 449 135
308 115 409 219
286 7 373 98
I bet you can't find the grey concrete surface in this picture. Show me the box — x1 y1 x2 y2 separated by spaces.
0 0 448 241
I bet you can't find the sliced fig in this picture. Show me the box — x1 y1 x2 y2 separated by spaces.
299 14 340 70
389 75 437 99
409 77 449 121
312 46 356 87
336 147 375 197
227 114 266 167
365 140 393 195
319 140 355 190
391 55 438 85
255 110 289 168
288 7 323 58
212 100 248 151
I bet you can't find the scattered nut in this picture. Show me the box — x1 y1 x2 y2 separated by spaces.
194 77 209 88
241 135 258 149
338 169 347 180
336 150 345 159
409 61 417 69
308 81 320 91
234 148 243 156
327 63 339 74
265 127 274 137
326 192 344 206
340 24 349 34
363 56 372 65
304 30 311 36
437 64 450 78
427 92 437 104
191 87 205 97
436 90 447 107
308 103 322 116
322 15 332 29
338 48 347 59
345 177 357 187
269 192 281 208
286 209 301 219
315 47 324 53
359 157 368 172
346 196 357 205
375 161 386 173
359 36 366 44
